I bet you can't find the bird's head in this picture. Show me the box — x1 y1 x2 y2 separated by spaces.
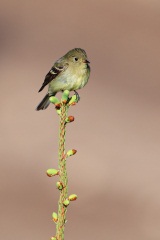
66 48 90 69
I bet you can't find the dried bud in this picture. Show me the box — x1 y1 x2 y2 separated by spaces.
46 169 59 177
56 181 63 190
68 194 78 201
52 212 58 223
65 116 74 123
63 199 70 207
55 103 61 109
66 149 77 157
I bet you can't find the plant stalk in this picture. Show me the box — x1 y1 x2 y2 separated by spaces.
56 102 68 240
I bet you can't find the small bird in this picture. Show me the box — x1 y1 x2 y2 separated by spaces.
36 48 90 110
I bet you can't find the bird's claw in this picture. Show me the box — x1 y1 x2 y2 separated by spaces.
74 91 80 102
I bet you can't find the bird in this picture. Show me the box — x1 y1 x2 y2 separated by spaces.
36 48 90 111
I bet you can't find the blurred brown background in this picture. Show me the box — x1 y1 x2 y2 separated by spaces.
0 0 160 239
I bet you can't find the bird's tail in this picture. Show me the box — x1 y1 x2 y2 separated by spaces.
36 93 54 111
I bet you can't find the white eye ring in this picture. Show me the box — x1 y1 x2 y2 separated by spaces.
74 57 78 62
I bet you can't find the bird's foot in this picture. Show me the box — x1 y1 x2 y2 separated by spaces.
74 91 80 102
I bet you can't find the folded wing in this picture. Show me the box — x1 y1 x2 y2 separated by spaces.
38 63 68 92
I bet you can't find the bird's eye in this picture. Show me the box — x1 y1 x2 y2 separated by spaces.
74 57 78 62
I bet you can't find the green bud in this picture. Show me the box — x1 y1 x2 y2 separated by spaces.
52 212 58 222
66 149 77 157
68 95 77 106
56 181 63 190
49 96 61 108
56 109 61 115
63 199 70 207
50 236 57 240
46 169 59 177
68 194 78 201
62 90 70 103
65 116 74 123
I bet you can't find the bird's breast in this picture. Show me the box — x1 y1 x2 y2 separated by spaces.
48 66 90 93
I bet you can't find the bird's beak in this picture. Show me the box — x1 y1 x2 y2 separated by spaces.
83 59 90 64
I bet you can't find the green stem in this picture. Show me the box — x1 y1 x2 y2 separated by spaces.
56 102 68 240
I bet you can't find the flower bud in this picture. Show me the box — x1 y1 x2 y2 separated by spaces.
63 199 70 207
56 181 63 190
65 116 74 123
46 169 59 177
68 194 78 201
66 149 77 157
52 212 58 223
